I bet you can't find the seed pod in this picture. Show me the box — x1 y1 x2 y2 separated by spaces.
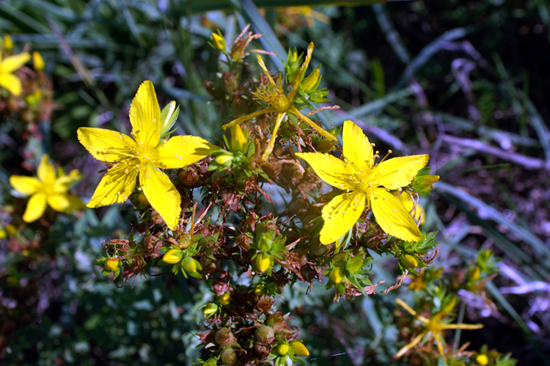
315 139 334 153
254 341 269 356
255 325 274 342
220 348 236 365
399 254 418 269
178 166 199 187
151 210 164 225
162 249 182 264
257 234 273 252
215 327 234 346
178 232 193 249
266 313 285 333
289 340 309 357
200 257 216 273
329 268 344 285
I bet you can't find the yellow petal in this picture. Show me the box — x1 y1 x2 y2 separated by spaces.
343 120 373 173
10 176 41 195
140 163 181 230
397 192 425 225
38 154 56 184
0 53 30 73
370 189 421 241
47 193 71 212
256 54 276 87
23 193 47 222
320 191 366 244
77 127 136 163
152 135 216 169
87 162 138 207
0 72 22 96
289 106 337 141
295 152 355 190
129 80 161 148
53 170 82 193
370 155 429 190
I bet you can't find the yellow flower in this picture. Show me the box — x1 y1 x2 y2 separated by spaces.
395 298 483 359
9 154 84 223
296 120 428 244
33 51 45 72
77 80 216 230
221 43 336 161
0 51 30 96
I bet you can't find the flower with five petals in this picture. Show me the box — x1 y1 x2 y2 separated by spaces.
296 120 429 244
10 154 84 222
77 80 216 230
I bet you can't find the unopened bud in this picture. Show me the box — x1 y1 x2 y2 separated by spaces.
203 303 218 317
220 293 232 306
476 354 489 366
211 31 226 51
33 51 45 72
181 257 197 273
105 259 120 272
3 34 13 51
302 68 320 92
162 248 182 264
215 153 233 166
232 124 247 153
399 254 418 269
329 268 344 285
277 343 289 356
256 253 272 273
257 234 272 252
467 266 481 282
289 340 309 357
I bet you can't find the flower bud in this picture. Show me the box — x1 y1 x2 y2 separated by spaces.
256 253 272 273
476 354 489 366
302 68 320 92
277 343 289 356
215 327 234 346
3 34 13 52
231 124 247 153
329 268 344 285
257 234 272 252
255 325 274 342
162 248 182 264
203 303 218 318
399 254 418 269
215 153 233 166
219 293 232 306
220 348 236 365
254 283 265 296
467 266 481 282
33 51 45 72
204 358 218 366
137 192 149 205
211 31 226 51
181 257 197 273
289 340 309 357
105 259 120 272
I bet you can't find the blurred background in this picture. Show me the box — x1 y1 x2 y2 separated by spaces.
1 0 549 364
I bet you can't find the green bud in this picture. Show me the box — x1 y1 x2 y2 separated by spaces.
215 154 233 166
203 303 218 317
258 234 273 252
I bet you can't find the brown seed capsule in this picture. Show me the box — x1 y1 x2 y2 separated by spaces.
266 313 286 333
254 341 270 356
200 257 216 273
151 210 164 225
178 232 193 249
255 325 274 342
294 249 308 266
215 327 234 346
178 166 199 187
